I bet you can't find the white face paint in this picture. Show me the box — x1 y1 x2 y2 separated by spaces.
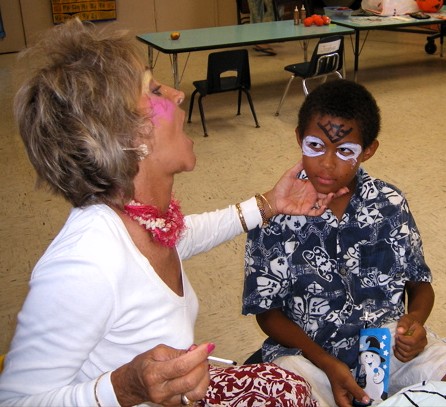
302 135 362 164
302 135 325 158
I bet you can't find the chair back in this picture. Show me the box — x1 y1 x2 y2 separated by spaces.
236 0 251 24
206 49 251 93
308 35 344 77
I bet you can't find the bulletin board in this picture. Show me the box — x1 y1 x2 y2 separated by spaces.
51 1 117 24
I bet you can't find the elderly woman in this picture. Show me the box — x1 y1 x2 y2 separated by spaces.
0 18 341 406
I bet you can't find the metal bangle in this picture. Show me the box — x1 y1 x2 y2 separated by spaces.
260 193 273 218
94 372 107 407
236 203 248 233
255 194 269 227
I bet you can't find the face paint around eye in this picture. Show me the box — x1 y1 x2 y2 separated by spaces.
302 135 325 157
336 142 362 163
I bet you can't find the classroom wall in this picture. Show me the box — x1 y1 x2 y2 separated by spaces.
0 0 238 54
0 0 27 53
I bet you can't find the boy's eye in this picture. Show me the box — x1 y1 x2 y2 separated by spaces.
302 135 326 158
336 142 363 161
309 141 324 152
337 146 355 157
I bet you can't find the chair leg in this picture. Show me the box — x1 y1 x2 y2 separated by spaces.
197 95 209 137
275 75 295 116
187 90 198 123
303 76 327 97
302 78 311 96
237 89 242 116
242 89 260 129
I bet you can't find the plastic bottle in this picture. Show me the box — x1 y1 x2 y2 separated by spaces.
294 6 300 25
300 5 306 23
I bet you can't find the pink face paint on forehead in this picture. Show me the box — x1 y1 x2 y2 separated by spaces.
318 120 352 143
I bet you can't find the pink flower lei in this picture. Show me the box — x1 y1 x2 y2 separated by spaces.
124 198 185 248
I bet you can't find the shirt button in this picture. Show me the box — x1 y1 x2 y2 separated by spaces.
339 268 348 276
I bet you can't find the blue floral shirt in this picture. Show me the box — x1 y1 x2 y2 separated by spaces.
242 168 431 369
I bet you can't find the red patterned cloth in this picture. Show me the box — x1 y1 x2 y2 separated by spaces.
198 362 318 406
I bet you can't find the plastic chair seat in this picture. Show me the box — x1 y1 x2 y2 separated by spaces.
192 76 240 96
284 62 311 77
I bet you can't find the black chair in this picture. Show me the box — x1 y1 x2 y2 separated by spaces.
244 348 263 364
187 49 260 137
275 35 344 116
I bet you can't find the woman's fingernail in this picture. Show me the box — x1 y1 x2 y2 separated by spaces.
207 343 216 354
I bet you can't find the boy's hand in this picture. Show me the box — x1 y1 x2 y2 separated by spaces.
394 315 427 362
323 356 370 407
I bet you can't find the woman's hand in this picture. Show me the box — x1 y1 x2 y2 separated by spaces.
111 343 213 406
263 162 349 217
394 315 427 362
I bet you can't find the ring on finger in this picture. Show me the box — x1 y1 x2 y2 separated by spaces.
312 202 321 210
181 394 193 406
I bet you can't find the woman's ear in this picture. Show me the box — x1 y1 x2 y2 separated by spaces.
362 140 379 163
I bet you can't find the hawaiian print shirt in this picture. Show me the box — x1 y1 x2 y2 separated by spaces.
242 168 431 369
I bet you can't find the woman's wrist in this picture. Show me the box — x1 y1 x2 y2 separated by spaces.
236 196 271 231
255 193 274 226
260 191 277 217
111 364 147 407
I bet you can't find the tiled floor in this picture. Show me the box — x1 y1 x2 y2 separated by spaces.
1 28 445 364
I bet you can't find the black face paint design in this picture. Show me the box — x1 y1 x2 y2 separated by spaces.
317 120 353 143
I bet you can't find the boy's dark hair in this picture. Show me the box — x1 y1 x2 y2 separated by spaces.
297 79 381 148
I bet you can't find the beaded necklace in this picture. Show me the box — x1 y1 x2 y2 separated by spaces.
124 198 185 248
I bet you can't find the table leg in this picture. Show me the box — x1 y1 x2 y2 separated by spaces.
148 46 154 71
172 53 179 89
354 30 360 82
441 23 444 58
303 39 309 61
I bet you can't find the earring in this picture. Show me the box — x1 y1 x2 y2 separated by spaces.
123 144 150 161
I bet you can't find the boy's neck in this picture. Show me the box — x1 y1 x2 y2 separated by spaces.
328 178 357 219
328 190 354 219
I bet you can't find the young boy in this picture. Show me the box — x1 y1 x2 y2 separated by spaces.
242 80 446 407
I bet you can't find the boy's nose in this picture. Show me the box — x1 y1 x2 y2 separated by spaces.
320 151 337 169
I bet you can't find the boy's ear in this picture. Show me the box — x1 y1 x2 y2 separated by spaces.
362 140 379 162
295 128 302 147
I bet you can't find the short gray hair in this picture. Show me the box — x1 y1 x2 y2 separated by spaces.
14 18 150 208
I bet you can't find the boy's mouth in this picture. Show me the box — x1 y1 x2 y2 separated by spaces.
316 175 336 186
